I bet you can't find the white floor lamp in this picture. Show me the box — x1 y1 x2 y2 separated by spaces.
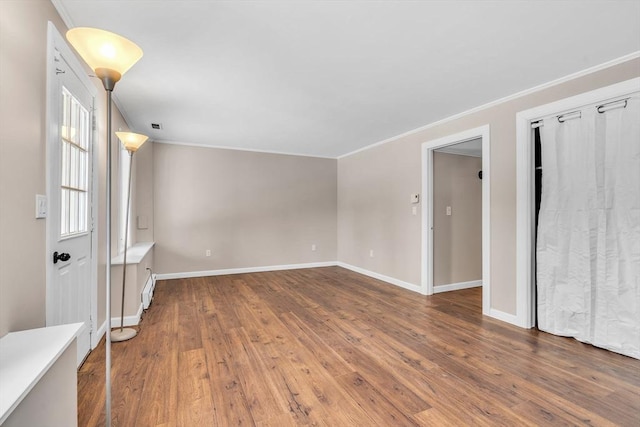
112 131 148 342
66 27 143 427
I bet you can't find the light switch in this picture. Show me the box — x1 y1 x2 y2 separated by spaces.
35 195 47 219
446 206 452 216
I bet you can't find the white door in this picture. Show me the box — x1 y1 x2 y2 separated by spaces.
47 47 95 366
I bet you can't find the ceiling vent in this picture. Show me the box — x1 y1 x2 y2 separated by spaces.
151 123 163 130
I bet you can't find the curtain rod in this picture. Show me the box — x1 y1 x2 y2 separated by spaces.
530 97 631 128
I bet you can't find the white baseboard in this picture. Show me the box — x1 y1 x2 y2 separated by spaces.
105 261 523 330
155 261 337 280
336 262 423 294
155 260 423 296
93 321 105 349
488 308 520 326
113 303 144 328
433 279 482 294
93 303 144 347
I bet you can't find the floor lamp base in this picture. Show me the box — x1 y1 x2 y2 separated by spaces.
110 328 137 342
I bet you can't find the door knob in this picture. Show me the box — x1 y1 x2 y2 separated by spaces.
53 251 71 264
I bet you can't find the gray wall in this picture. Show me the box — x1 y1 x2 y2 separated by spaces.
338 141 421 280
153 144 337 274
433 152 482 287
337 58 640 315
0 0 61 337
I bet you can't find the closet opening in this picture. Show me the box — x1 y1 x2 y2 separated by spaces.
516 78 639 360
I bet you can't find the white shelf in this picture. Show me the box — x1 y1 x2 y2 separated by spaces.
111 241 155 265
0 323 82 424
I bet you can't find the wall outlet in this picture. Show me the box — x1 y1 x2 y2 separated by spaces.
446 206 452 216
311 244 317 251
205 249 211 257
369 249 374 258
412 206 417 216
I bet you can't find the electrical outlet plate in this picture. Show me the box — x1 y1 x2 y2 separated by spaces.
35 194 47 219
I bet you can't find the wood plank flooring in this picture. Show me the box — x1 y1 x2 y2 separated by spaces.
78 267 640 426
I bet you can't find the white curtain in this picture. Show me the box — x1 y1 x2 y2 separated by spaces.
537 95 640 359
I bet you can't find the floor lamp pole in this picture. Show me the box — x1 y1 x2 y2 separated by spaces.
111 149 137 342
97 67 121 427
105 88 113 427
120 151 133 331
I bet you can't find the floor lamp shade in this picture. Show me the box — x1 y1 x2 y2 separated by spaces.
115 131 148 153
66 27 143 89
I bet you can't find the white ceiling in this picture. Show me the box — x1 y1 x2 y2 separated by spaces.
53 1 640 158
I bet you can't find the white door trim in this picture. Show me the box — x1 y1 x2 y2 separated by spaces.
421 125 491 317
45 22 99 349
515 77 640 329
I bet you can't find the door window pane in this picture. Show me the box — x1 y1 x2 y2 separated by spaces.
60 86 90 238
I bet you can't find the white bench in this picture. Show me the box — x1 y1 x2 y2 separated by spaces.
0 323 81 426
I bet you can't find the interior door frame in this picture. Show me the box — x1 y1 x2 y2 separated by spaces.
515 77 640 329
45 22 99 348
421 125 491 317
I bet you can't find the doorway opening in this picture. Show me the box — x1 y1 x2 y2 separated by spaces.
421 125 491 318
432 140 483 292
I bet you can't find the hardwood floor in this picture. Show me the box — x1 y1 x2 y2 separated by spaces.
78 267 640 426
